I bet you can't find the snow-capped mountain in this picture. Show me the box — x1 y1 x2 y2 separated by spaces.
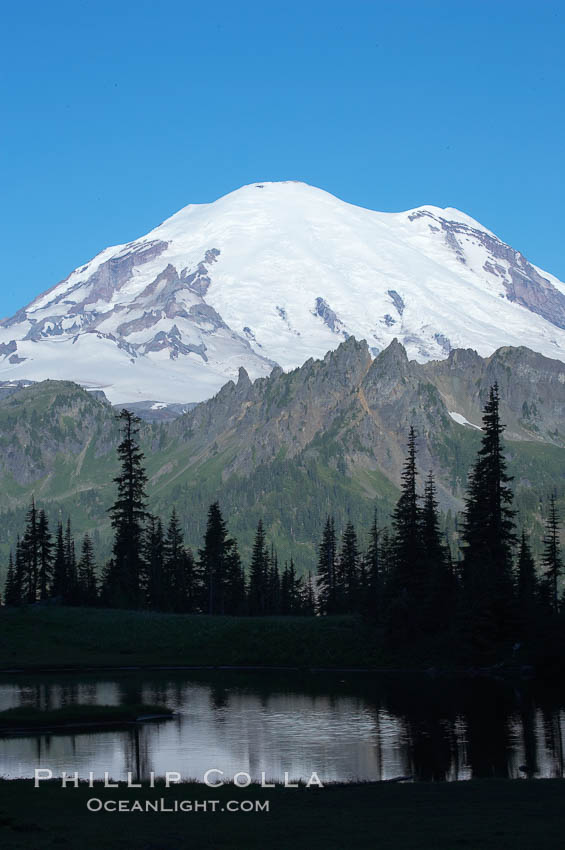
2 181 565 403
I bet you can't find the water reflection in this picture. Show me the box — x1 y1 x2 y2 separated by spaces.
1 672 565 783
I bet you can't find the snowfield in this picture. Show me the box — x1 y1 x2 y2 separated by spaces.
1 181 564 403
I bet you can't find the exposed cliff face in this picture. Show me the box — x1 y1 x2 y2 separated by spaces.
2 338 563 496
422 345 565 442
160 337 565 503
408 209 565 331
1 182 565 405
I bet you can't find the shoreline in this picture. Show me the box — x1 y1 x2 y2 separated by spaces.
0 662 536 679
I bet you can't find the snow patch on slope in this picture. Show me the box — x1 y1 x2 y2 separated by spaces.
449 411 482 430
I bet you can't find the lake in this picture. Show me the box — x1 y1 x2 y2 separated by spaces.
0 671 564 783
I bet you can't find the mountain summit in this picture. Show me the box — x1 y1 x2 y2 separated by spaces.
1 181 564 403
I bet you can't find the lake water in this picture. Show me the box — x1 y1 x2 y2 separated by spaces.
0 671 564 783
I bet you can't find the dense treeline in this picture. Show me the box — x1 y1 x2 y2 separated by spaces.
318 385 564 656
2 411 314 616
2 391 563 659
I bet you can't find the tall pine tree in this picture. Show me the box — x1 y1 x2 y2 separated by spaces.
420 471 453 633
316 516 337 615
64 518 77 603
144 515 166 610
105 410 148 608
248 519 269 616
542 495 563 615
37 509 53 601
20 498 39 603
516 530 539 633
77 534 98 606
51 521 67 600
460 384 517 648
4 552 21 606
391 427 423 593
386 427 424 641
198 502 234 615
365 509 382 621
337 522 360 613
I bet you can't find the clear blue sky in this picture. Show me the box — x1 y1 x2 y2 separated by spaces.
1 0 563 316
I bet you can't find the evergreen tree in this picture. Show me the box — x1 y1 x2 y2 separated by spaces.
265 546 281 615
542 495 563 615
516 530 539 632
281 558 301 615
223 541 246 615
77 534 98 605
20 498 39 603
386 427 424 640
179 548 198 613
391 427 423 593
144 516 166 610
248 519 269 616
198 502 234 615
420 471 453 633
365 510 382 621
105 410 148 608
337 522 360 613
379 527 394 580
460 384 517 647
64 518 77 603
316 516 337 615
299 571 316 616
37 510 53 601
164 509 186 611
14 535 25 605
51 521 67 600
4 552 21 606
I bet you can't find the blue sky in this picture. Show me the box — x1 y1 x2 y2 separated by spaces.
1 0 563 316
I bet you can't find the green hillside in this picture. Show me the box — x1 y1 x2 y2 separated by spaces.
0 339 563 582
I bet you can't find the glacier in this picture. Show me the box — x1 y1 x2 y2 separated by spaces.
1 180 564 403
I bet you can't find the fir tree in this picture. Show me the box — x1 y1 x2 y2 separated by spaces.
248 519 269 616
37 510 53 601
338 522 360 613
265 546 281 615
14 535 25 605
164 509 186 611
420 471 452 633
144 516 165 610
4 552 21 606
20 498 39 603
386 427 424 640
105 410 148 608
64 518 77 603
516 530 539 632
51 521 67 600
460 384 517 647
223 541 246 615
179 548 198 613
365 510 382 621
299 571 316 616
379 527 394 580
316 516 337 615
77 534 98 605
542 495 563 615
198 502 233 615
391 427 423 592
281 558 300 615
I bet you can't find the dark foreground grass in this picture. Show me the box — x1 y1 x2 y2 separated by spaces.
0 779 563 849
0 606 383 670
0 704 173 732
